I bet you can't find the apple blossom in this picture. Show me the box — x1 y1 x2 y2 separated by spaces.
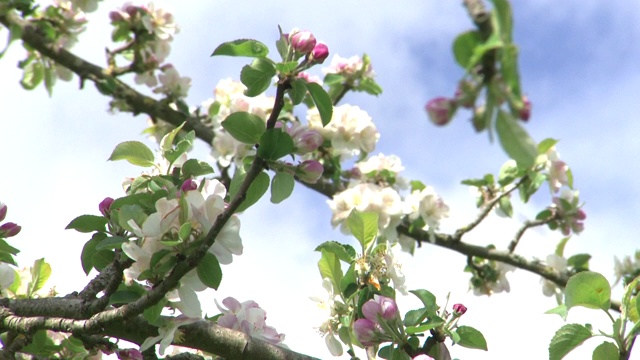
541 254 567 302
216 296 285 345
140 316 199 355
154 64 191 98
405 186 450 236
141 2 178 40
412 355 435 360
353 318 379 346
308 104 379 159
323 54 374 80
551 189 586 236
285 122 323 155
613 251 640 286
362 295 399 322
519 95 532 121
116 348 143 360
471 262 516 296
0 263 15 290
544 147 570 193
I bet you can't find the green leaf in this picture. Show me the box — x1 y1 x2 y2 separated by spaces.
403 308 429 327
143 298 167 326
318 249 343 293
454 326 488 351
221 112 265 144
538 138 559 154
565 271 611 311
20 59 44 90
592 341 618 360
270 171 295 204
346 210 379 252
497 195 513 217
211 39 269 57
339 263 358 299
43 63 55 96
501 44 521 99
95 236 127 251
181 158 215 178
0 239 20 255
0 252 17 266
549 323 592 360
409 289 438 316
257 128 294 160
405 317 445 334
357 77 383 96
498 160 519 186
567 254 591 271
81 233 104 275
491 0 514 42
160 122 186 153
315 241 357 263
306 82 333 126
65 215 108 233
116 204 147 233
109 290 141 305
197 252 223 289
235 171 270 212
288 78 308 105
555 237 570 257
108 141 155 167
622 276 640 322
545 304 568 321
92 250 114 271
164 131 195 165
495 110 537 168
275 61 299 73
28 258 51 298
240 58 276 97
452 30 483 68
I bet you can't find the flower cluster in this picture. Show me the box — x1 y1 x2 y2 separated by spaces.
307 104 379 160
614 251 640 286
109 3 190 98
468 259 515 296
311 278 345 356
540 254 567 303
549 189 586 236
216 296 285 345
353 295 399 346
355 243 408 295
323 54 375 85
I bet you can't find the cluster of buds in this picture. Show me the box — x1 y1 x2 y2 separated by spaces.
549 189 586 236
0 203 20 238
287 29 329 64
353 295 400 346
277 160 325 184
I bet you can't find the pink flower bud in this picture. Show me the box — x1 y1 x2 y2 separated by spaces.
353 318 378 347
297 160 324 184
452 303 467 315
412 355 435 360
180 179 198 193
310 43 329 64
519 95 531 122
289 30 317 54
116 349 143 360
288 124 323 154
0 222 21 238
425 97 454 126
0 203 6 222
99 197 115 217
362 295 399 322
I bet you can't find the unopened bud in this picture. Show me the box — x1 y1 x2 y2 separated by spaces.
0 222 21 238
116 349 143 360
309 43 329 64
297 160 324 183
99 197 115 217
519 96 531 122
0 203 6 222
289 30 317 54
425 97 455 126
452 303 467 315
180 179 198 193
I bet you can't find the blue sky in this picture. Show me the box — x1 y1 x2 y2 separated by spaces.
1 1 639 359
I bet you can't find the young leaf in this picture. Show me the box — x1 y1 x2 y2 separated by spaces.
454 326 488 351
81 233 104 275
538 138 559 154
318 249 343 292
346 210 378 252
495 110 537 168
95 236 127 251
181 159 215 178
160 122 186 153
28 258 51 298
409 289 438 316
564 271 611 311
0 239 20 255
288 78 308 105
240 58 276 97
65 215 108 233
235 171 270 213
211 39 269 57
315 241 356 263
221 112 265 144
270 171 295 204
257 128 294 160
306 82 333 126
143 298 167 326
592 341 618 360
452 30 483 69
108 141 155 167
548 323 592 360
20 60 44 90
197 252 223 289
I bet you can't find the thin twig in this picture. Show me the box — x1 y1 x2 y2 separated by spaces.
507 216 555 253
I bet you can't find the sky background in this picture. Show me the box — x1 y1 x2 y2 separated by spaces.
1 1 639 359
